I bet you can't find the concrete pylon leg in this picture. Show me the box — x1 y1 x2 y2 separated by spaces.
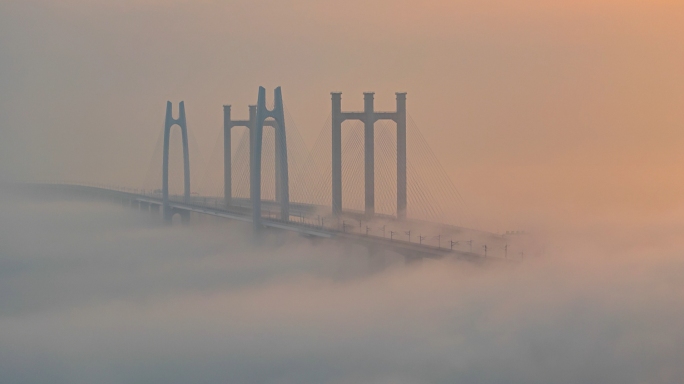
364 92 375 218
331 93 343 216
223 105 232 207
248 105 256 205
275 123 281 206
180 106 190 205
274 87 289 221
162 101 191 222
252 89 266 232
396 93 407 220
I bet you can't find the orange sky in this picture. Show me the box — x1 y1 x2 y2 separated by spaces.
1 0 683 232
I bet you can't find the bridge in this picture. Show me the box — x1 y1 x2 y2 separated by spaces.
19 86 522 262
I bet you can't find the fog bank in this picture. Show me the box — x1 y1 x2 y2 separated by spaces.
1 196 683 383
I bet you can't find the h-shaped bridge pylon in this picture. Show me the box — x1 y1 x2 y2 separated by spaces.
331 92 407 219
223 86 290 230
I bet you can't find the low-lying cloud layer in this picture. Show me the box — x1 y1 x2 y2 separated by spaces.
1 195 683 383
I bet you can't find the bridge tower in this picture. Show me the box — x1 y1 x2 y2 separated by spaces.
251 86 290 231
223 105 284 209
331 92 407 219
223 104 256 208
162 101 191 223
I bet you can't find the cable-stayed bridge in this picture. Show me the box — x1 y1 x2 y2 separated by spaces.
21 87 523 261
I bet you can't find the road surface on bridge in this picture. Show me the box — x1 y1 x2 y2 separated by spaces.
16 182 510 261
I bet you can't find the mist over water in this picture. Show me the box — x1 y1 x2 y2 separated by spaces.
1 194 683 384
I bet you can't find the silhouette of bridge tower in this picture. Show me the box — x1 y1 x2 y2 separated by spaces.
223 105 285 210
249 86 289 230
223 104 256 208
332 92 407 219
162 101 190 223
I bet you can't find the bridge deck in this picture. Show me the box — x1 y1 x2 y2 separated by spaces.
14 183 511 261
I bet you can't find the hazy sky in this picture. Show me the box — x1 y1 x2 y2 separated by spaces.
1 0 683 230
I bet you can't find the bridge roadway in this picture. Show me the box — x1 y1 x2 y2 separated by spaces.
139 197 481 260
19 183 491 261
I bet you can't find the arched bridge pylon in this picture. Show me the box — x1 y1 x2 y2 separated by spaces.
332 92 407 219
250 86 290 231
162 101 190 223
